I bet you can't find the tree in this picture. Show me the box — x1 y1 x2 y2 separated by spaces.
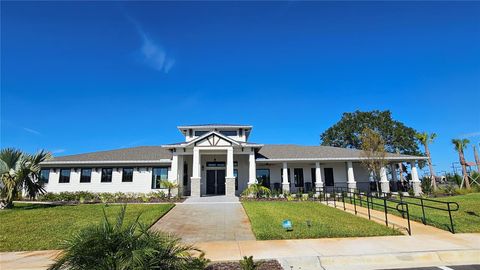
160 180 178 198
320 110 422 156
360 128 388 193
49 205 209 270
451 139 471 189
0 148 51 209
415 132 437 190
474 144 480 173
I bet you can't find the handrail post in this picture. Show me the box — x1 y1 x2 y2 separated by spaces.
333 188 337 208
367 195 371 220
343 191 346 211
448 203 455 234
420 198 426 225
384 199 388 227
400 195 405 219
406 204 411 236
353 192 357 215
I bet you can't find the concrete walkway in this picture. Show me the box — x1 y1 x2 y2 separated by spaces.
150 196 256 242
2 234 479 270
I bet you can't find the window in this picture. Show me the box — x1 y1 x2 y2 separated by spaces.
152 167 169 189
294 168 304 188
101 168 113 182
39 169 50 183
194 130 208 136
80 168 92 183
220 130 237 136
59 169 71 183
256 169 270 188
234 169 238 191
311 168 316 184
122 168 134 182
206 161 226 167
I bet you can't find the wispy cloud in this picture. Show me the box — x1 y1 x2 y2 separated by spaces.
128 16 175 73
459 131 480 138
23 127 41 135
52 149 66 154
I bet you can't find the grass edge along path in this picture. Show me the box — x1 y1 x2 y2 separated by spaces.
0 203 174 252
242 201 401 240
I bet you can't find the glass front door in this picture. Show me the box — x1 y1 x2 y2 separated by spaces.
206 170 226 195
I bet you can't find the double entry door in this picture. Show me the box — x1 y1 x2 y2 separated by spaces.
206 170 226 195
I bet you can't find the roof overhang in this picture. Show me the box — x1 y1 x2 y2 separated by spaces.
41 159 172 166
255 156 428 162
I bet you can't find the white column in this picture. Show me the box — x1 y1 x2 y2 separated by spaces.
190 147 201 197
346 161 357 192
380 166 390 194
177 155 184 196
248 151 256 186
390 164 398 193
315 162 323 194
169 153 179 197
225 147 236 196
282 162 290 194
410 161 422 196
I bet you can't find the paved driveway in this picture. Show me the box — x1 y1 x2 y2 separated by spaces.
150 196 255 243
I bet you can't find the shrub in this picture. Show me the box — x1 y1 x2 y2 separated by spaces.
240 256 262 270
48 205 209 270
421 176 433 195
241 184 271 198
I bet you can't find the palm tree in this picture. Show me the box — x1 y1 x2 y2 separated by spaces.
415 132 437 190
451 139 471 189
49 205 209 270
241 183 271 198
474 144 480 173
0 148 51 209
160 180 178 198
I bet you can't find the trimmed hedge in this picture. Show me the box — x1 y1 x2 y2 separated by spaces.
36 191 182 203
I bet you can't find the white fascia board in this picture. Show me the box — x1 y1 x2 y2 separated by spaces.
177 125 252 129
41 159 172 165
255 156 427 162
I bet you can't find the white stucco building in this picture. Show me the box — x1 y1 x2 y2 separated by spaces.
40 124 426 196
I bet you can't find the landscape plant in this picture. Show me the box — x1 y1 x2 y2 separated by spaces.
451 139 471 188
0 148 51 209
160 180 178 198
240 256 262 270
241 183 271 198
415 132 437 190
360 128 387 193
48 205 209 270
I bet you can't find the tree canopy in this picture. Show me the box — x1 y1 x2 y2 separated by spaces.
320 110 422 156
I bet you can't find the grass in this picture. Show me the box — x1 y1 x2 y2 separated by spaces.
370 193 480 233
0 203 174 251
242 201 401 240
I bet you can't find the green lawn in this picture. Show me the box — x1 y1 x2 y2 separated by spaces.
371 193 480 233
242 201 401 240
0 203 174 251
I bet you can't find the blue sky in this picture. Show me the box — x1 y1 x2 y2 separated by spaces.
1 1 479 175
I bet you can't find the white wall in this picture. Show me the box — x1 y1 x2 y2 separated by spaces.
44 166 171 194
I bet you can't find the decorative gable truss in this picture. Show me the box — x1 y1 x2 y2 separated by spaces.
195 133 236 147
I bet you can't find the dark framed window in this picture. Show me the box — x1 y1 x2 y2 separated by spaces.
206 161 226 167
183 163 188 186
122 168 134 182
324 168 334 187
294 168 304 188
101 168 113 182
152 167 169 189
234 169 238 191
311 168 316 184
220 130 237 136
194 130 208 136
80 168 92 183
39 169 50 183
59 169 71 183
256 169 270 188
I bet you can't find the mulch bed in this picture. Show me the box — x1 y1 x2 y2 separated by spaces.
206 260 283 270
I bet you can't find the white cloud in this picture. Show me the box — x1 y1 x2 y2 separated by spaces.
460 131 480 138
129 17 175 73
52 149 66 154
23 127 41 135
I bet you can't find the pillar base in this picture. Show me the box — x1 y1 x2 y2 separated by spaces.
380 181 390 194
190 177 201 197
315 183 324 194
412 181 422 196
282 183 290 194
225 177 236 197
347 182 357 193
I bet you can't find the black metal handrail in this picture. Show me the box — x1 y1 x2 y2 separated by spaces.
396 195 460 233
319 186 412 235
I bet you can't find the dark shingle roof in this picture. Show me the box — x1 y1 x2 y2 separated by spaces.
256 144 424 160
44 146 171 163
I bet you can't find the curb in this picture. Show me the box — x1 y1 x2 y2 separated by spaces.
277 249 480 270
